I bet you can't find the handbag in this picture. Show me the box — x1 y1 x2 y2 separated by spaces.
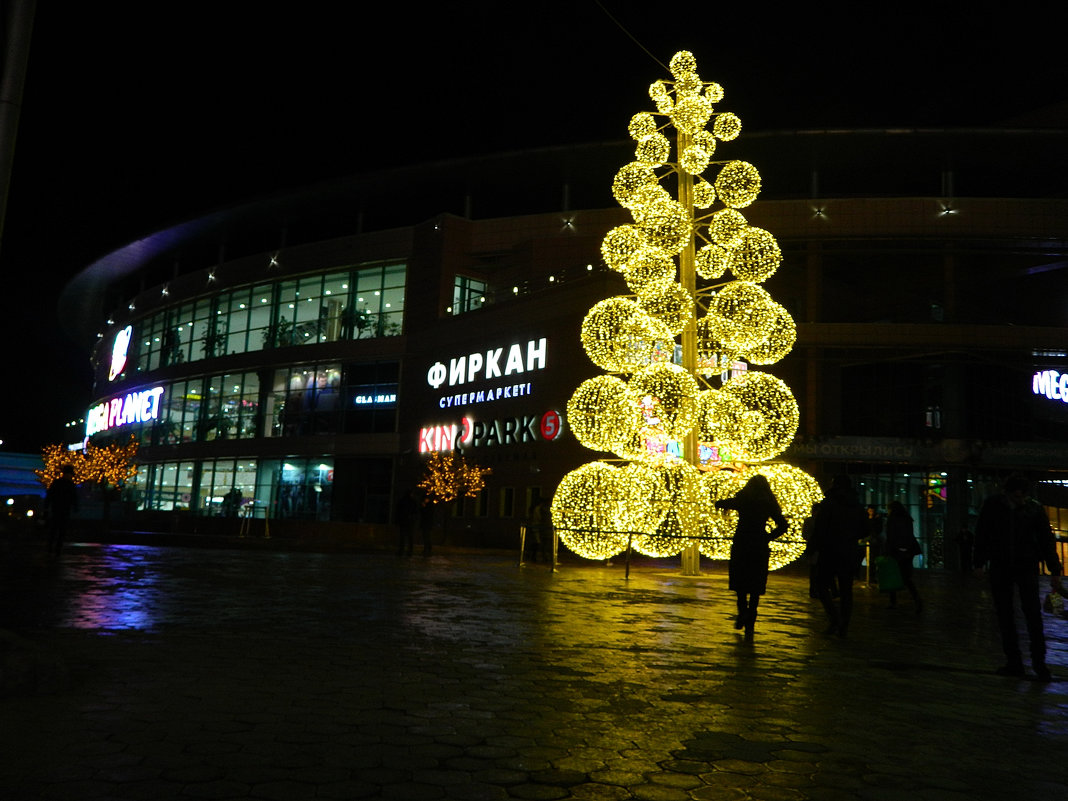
1045 592 1065 616
875 555 904 592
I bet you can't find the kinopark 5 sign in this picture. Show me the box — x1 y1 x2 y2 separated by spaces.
419 410 563 452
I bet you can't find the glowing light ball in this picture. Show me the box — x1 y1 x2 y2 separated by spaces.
671 95 713 133
695 242 731 280
704 371 799 462
636 133 671 167
707 281 778 353
624 247 677 298
713 112 742 141
618 462 668 533
553 462 632 559
680 145 711 176
632 460 703 556
729 227 782 283
601 224 646 272
692 130 718 156
708 208 748 248
613 162 659 208
629 362 700 440
693 181 716 209
674 70 703 97
632 197 693 254
580 297 674 373
628 112 658 140
639 282 694 336
567 375 643 455
669 50 698 77
742 303 796 366
632 184 673 213
714 161 762 209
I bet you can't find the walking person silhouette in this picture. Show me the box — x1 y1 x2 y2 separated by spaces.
716 474 788 641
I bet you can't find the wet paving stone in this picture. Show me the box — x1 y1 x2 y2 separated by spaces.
2 541 1068 799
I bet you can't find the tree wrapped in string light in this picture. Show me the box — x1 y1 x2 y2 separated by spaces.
552 51 822 569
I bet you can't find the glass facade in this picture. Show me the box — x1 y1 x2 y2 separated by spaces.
86 258 408 525
129 457 334 520
93 361 397 450
108 263 405 383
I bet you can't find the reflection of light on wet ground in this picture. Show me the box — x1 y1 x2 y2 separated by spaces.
398 563 535 646
60 544 159 631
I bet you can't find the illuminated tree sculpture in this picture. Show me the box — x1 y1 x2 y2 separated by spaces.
552 51 822 569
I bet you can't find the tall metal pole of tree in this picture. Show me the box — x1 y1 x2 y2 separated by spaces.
553 51 823 575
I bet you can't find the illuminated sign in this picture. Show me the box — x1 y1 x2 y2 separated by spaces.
86 386 165 437
419 410 563 452
109 325 133 381
353 393 397 406
540 410 563 441
438 382 532 409
426 338 547 389
1033 370 1068 404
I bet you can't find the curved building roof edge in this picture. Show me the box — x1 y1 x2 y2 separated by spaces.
60 128 1068 345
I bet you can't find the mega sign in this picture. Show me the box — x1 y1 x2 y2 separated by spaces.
1033 370 1068 404
419 410 563 452
86 386 165 437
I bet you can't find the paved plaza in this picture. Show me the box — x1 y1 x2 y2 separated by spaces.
2 537 1068 800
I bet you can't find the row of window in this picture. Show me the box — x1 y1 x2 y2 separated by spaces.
126 455 545 524
128 457 336 521
92 362 399 447
98 263 406 384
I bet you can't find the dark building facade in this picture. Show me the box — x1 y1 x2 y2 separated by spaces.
63 130 1068 566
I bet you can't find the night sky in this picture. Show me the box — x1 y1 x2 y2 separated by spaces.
1 1 1065 451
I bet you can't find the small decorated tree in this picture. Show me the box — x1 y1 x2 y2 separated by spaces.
38 436 139 524
417 450 492 538
418 451 492 509
35 444 92 488
83 436 140 495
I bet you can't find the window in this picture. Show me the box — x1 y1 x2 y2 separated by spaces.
353 263 406 337
452 275 486 315
270 458 334 521
344 362 399 434
104 263 405 385
144 460 197 511
499 486 515 517
198 459 258 517
269 364 342 437
203 372 261 440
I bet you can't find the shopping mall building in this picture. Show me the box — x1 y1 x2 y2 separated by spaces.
61 127 1068 567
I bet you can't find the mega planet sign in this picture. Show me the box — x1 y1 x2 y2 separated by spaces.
86 386 165 437
419 410 563 452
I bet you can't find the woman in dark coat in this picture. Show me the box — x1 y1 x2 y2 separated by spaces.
716 474 788 639
885 501 923 612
